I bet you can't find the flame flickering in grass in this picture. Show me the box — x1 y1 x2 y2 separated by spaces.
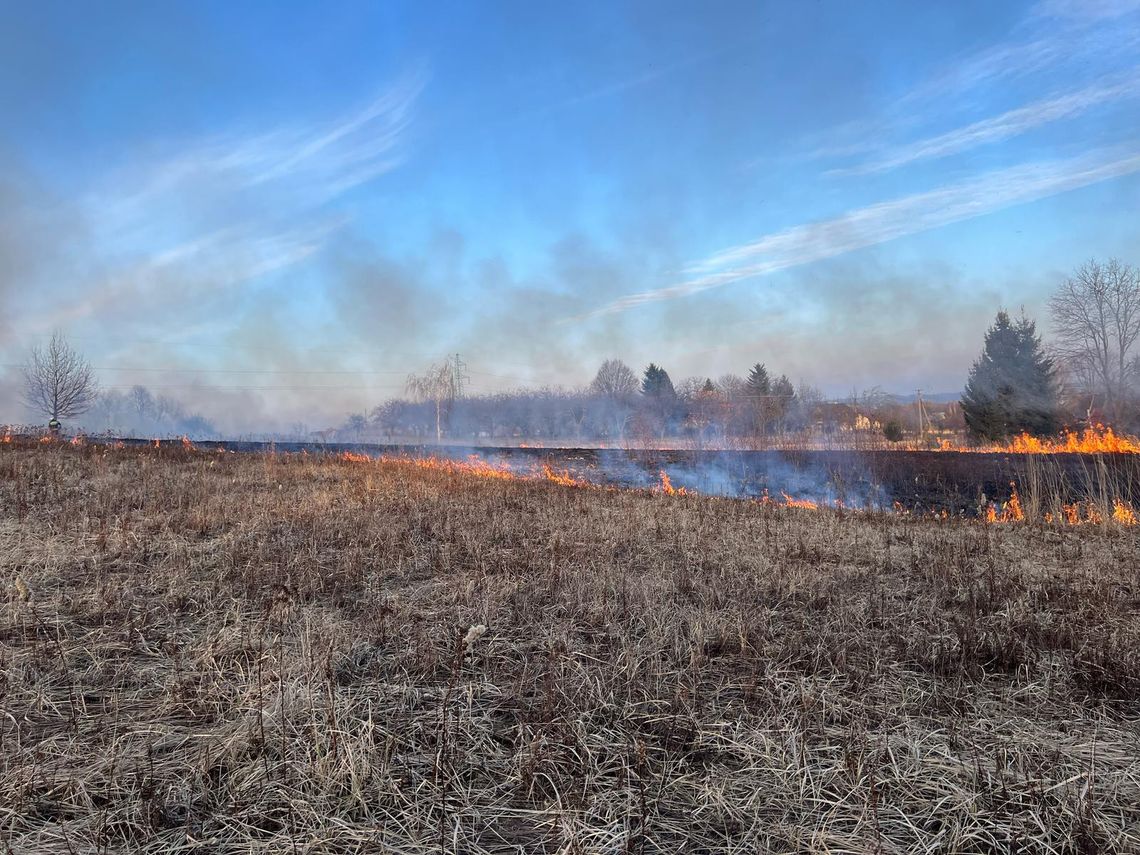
656 470 687 496
985 483 1025 523
1112 498 1137 525
1036 498 1137 527
780 492 819 510
945 425 1140 454
753 490 826 510
541 464 591 488
979 482 1137 527
339 451 595 489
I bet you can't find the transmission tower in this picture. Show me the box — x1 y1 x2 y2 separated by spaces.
450 353 469 398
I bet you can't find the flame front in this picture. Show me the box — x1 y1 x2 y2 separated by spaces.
780 492 819 509
944 425 1140 454
340 452 593 489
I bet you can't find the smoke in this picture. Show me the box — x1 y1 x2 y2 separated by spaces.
3 6 1136 438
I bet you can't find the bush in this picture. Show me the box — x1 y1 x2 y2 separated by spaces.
883 419 904 442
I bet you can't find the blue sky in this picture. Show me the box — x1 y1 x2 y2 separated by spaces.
2 0 1139 429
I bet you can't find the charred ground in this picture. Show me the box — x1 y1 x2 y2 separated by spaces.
36 435 1140 515
2 442 1139 853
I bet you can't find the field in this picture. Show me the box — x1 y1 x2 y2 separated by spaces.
2 443 1140 853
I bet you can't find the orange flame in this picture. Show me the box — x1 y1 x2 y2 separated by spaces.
755 490 825 510
780 492 819 510
182 436 195 450
984 486 1025 523
990 484 1135 527
946 425 1140 454
541 463 590 488
334 451 1136 525
339 451 594 489
656 470 687 496
1112 498 1137 526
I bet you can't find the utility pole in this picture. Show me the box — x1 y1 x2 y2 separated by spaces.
915 389 926 446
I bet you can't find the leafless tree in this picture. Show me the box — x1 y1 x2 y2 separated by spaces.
589 358 638 400
22 332 98 425
1049 259 1140 423
715 374 746 399
406 360 459 441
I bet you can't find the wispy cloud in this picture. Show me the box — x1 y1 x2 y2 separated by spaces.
27 220 340 334
902 8 1139 108
43 71 427 336
99 69 426 227
583 145 1140 318
1033 0 1140 23
795 4 1140 170
830 72 1140 176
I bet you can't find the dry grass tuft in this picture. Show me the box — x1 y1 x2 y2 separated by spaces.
2 442 1139 853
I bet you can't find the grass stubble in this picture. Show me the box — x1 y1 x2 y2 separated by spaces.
1 442 1139 853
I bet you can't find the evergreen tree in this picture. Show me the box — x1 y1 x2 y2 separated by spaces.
745 363 771 398
640 363 678 438
745 363 772 436
641 363 676 399
961 311 1059 440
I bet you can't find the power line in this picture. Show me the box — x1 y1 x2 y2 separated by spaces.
0 364 412 376
97 383 409 391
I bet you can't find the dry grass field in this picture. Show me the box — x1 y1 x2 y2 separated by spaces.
2 442 1139 854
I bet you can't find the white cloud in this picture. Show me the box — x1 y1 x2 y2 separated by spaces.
25 72 428 336
796 5 1140 170
830 73 1140 176
585 146 1140 317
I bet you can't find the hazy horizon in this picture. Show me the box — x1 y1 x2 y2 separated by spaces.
3 0 1139 433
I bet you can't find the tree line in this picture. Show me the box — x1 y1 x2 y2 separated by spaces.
13 258 1140 443
364 359 822 445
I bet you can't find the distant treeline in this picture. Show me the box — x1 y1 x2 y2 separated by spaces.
82 386 217 438
344 359 951 445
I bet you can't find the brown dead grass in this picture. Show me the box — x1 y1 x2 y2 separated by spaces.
1 442 1139 853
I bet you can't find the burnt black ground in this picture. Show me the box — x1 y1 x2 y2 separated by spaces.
75 437 1140 516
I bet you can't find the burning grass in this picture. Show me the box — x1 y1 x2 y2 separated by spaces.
2 441 1140 853
942 424 1140 454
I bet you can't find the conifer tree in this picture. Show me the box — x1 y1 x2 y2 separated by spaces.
640 363 678 438
745 363 771 436
641 364 676 399
962 311 1059 440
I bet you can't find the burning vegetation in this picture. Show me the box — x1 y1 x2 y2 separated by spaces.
2 440 1140 852
941 424 1140 454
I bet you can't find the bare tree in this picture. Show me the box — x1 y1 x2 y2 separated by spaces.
22 332 98 426
588 359 639 440
406 360 459 441
1050 259 1140 424
589 358 638 400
